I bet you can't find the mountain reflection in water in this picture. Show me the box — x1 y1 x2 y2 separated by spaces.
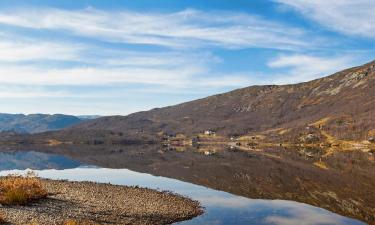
0 151 82 170
0 144 373 225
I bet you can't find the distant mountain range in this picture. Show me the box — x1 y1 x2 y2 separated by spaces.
0 114 99 134
0 151 82 170
2 60 374 144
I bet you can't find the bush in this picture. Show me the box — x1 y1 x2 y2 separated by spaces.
0 173 48 205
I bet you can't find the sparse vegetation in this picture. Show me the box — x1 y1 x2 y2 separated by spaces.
0 211 6 224
314 161 328 170
63 219 100 225
0 172 48 205
5 220 100 225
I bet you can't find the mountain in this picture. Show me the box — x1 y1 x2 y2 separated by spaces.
68 60 374 142
0 114 88 134
2 60 374 144
0 151 82 170
77 115 102 120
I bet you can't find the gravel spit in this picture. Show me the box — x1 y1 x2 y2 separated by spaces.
0 179 203 225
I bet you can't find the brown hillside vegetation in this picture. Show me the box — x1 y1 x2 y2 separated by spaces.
1 60 374 145
69 60 375 141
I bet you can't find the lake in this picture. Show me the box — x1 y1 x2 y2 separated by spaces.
0 148 370 225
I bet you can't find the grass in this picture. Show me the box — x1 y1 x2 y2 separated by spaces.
0 216 99 225
0 172 48 205
0 174 100 225
314 161 328 170
6 220 100 225
63 220 100 225
0 211 6 224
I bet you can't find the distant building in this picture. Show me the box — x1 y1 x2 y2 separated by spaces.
204 150 214 156
204 130 216 135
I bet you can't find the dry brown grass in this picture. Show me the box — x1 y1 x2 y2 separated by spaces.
63 220 100 225
314 161 328 170
21 219 98 225
0 173 48 205
0 211 6 224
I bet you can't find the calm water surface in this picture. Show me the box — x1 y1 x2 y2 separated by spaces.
0 151 367 225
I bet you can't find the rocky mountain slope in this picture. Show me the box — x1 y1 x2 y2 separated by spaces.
2 60 373 144
70 60 374 142
0 114 86 133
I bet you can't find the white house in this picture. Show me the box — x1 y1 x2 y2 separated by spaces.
204 130 215 135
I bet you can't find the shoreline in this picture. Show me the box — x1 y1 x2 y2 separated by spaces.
0 179 203 225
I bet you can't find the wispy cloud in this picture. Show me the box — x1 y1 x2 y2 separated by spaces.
0 25 256 92
0 64 259 90
0 86 68 98
0 33 216 67
0 51 359 98
274 0 375 38
268 54 356 84
0 8 316 50
0 5 369 115
0 65 197 86
264 200 354 225
0 7 342 94
0 35 83 62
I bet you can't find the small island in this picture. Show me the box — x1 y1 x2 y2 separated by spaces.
0 175 203 225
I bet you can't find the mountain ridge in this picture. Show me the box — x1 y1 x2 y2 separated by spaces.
1 60 374 145
0 113 90 134
69 59 374 142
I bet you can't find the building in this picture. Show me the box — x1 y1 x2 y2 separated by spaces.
204 130 216 135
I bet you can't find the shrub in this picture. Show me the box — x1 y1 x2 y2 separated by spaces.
0 173 48 205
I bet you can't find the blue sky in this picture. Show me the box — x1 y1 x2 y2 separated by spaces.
0 0 374 115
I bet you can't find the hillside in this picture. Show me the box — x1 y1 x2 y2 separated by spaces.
2 60 374 145
70 60 374 142
0 114 86 133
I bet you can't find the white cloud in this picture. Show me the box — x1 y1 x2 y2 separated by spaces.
89 50 219 68
0 6 367 115
0 7 346 99
195 74 262 88
0 86 67 98
0 34 216 67
0 53 358 97
197 195 252 209
0 33 225 90
0 30 256 97
0 66 195 86
0 33 84 62
0 64 256 90
0 41 82 62
267 54 356 84
0 8 315 50
274 0 375 38
264 201 351 225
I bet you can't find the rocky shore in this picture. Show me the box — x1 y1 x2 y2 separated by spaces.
0 179 203 225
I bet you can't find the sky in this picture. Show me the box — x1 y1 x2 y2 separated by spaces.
0 0 374 116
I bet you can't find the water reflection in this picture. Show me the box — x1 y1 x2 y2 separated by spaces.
0 150 82 170
0 146 373 224
0 167 364 225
